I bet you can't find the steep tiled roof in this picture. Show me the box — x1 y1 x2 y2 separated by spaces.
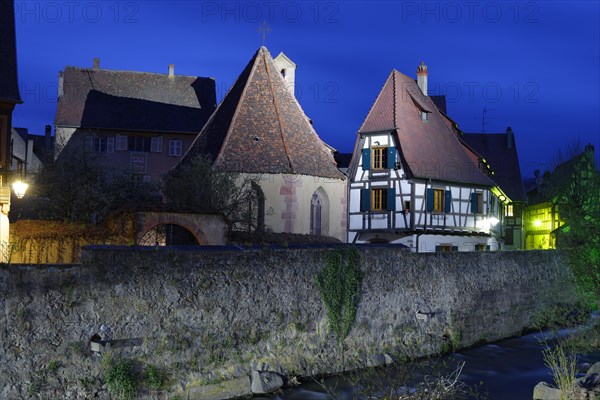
179 47 344 179
55 66 216 133
462 133 527 202
359 70 493 186
0 1 22 104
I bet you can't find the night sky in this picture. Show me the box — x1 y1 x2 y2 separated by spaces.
11 1 600 179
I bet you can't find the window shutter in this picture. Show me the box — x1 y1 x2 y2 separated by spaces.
470 192 478 213
387 147 396 169
444 190 452 213
362 149 370 170
107 137 115 153
386 187 396 211
360 189 370 211
485 245 490 252
426 188 434 211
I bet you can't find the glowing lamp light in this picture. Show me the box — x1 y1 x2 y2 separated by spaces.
489 217 500 226
534 219 542 228
12 180 29 199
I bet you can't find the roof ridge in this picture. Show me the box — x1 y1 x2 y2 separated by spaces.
213 48 263 167
264 49 295 172
64 65 204 79
392 70 397 128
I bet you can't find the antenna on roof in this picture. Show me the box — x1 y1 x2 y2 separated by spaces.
474 107 495 133
257 21 271 46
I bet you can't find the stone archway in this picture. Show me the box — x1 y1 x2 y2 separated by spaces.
135 212 227 246
138 224 199 246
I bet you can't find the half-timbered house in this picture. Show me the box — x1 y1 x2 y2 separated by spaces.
348 63 505 252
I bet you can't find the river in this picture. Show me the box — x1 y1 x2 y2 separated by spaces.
257 326 600 400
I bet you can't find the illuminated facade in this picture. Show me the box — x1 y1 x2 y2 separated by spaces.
524 144 595 250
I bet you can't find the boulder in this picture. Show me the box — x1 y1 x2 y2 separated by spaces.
367 353 386 367
587 362 600 376
251 370 283 394
533 382 562 400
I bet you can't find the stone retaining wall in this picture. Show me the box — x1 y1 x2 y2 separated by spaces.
0 246 579 399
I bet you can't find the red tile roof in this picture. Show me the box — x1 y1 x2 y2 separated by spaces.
179 47 345 179
359 70 494 186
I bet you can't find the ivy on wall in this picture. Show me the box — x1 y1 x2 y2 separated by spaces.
316 248 362 343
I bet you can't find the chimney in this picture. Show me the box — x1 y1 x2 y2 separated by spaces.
417 61 428 96
93 57 100 69
168 64 175 78
506 127 514 149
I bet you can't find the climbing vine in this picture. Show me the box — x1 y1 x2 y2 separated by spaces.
316 248 362 343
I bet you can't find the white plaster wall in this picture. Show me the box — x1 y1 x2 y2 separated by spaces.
243 173 347 241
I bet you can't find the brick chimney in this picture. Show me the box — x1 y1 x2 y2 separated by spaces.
93 57 100 69
168 64 175 78
506 127 514 149
417 61 428 96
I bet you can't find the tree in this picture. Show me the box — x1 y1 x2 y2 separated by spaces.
545 144 600 306
33 141 159 223
162 155 261 236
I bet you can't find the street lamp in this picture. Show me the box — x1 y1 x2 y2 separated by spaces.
12 180 28 199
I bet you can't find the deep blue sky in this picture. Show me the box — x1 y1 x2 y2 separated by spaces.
11 1 600 178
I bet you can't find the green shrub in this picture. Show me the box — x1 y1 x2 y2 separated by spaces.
104 358 136 400
542 340 578 400
146 365 167 391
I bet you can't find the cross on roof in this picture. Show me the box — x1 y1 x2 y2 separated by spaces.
257 21 271 45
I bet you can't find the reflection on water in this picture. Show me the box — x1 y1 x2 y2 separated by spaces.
259 325 600 400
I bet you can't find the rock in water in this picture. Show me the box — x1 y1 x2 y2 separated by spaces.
251 370 283 394
533 382 562 400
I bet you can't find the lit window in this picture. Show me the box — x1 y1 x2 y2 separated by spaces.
371 188 387 211
436 244 455 252
505 204 514 217
433 189 444 213
372 147 388 170
169 140 182 157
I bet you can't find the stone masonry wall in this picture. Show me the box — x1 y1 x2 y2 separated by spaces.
0 246 579 399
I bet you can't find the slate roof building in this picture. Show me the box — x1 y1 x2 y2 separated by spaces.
175 47 347 240
54 59 216 182
348 63 507 251
462 128 527 250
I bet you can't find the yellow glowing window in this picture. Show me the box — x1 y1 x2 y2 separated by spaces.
371 188 387 211
372 147 388 170
505 204 514 217
433 189 444 213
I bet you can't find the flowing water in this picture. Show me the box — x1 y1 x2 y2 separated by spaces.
258 326 600 400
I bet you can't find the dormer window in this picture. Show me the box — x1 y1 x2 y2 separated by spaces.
421 111 429 122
